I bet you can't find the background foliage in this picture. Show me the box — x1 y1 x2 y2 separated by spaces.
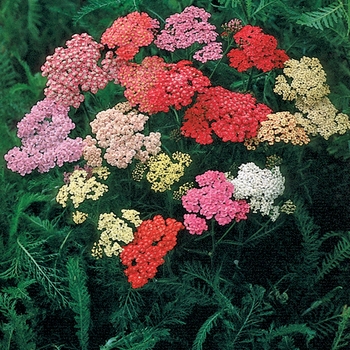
1 0 350 349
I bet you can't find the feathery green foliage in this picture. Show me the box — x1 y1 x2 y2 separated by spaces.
1 0 350 349
67 257 91 350
296 2 346 31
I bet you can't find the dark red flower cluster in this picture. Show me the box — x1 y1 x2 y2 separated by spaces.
120 215 184 288
117 56 211 114
101 12 159 60
227 25 289 72
181 86 272 144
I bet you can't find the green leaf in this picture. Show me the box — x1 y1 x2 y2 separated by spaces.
67 257 91 350
296 2 345 30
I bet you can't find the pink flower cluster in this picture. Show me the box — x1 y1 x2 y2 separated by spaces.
5 99 83 175
182 170 250 235
89 103 161 168
154 6 223 63
101 11 159 60
41 33 111 108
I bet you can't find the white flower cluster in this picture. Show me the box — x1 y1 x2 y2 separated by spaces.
228 162 285 221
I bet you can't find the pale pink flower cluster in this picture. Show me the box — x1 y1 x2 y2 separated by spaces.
182 170 250 235
41 33 111 109
89 102 161 168
4 99 83 175
154 6 223 63
83 135 103 167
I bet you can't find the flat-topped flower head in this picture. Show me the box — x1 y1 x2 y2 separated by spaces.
182 170 250 235
227 25 289 72
101 11 159 60
117 56 210 114
5 98 83 175
155 6 223 63
41 33 110 108
120 215 184 288
181 86 272 144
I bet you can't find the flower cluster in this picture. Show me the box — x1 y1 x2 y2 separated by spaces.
101 12 159 60
245 111 311 149
120 215 184 288
228 163 285 221
274 57 350 139
72 210 89 224
4 99 83 175
182 170 250 235
91 212 138 259
154 6 223 63
295 98 350 140
56 166 109 210
88 102 161 168
117 56 210 114
41 33 110 108
274 56 330 106
146 152 192 192
221 18 243 38
181 86 272 144
227 25 289 72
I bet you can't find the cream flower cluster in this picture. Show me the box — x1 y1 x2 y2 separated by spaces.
228 162 285 221
274 56 350 139
56 166 110 208
91 211 138 258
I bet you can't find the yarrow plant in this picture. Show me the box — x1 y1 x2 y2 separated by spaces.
4 5 350 295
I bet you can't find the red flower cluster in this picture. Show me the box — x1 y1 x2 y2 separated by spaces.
120 215 184 288
227 25 289 72
181 86 272 144
117 56 211 114
101 11 159 60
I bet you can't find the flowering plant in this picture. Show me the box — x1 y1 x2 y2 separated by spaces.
2 1 350 349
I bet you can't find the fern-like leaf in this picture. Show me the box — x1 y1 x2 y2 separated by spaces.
230 284 273 346
296 2 345 30
67 257 91 350
331 305 350 350
317 232 350 282
73 0 121 25
192 310 222 350
27 0 42 40
100 327 170 350
0 292 37 350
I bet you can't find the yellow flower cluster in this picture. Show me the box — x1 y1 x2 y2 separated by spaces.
132 162 148 181
265 155 283 169
255 112 310 146
72 210 88 224
173 182 194 200
146 152 192 192
280 200 296 214
121 209 142 227
274 56 350 139
91 211 137 259
56 166 110 208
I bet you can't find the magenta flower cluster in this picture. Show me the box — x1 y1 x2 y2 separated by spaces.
4 99 83 175
41 33 112 109
154 6 223 63
181 170 250 235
